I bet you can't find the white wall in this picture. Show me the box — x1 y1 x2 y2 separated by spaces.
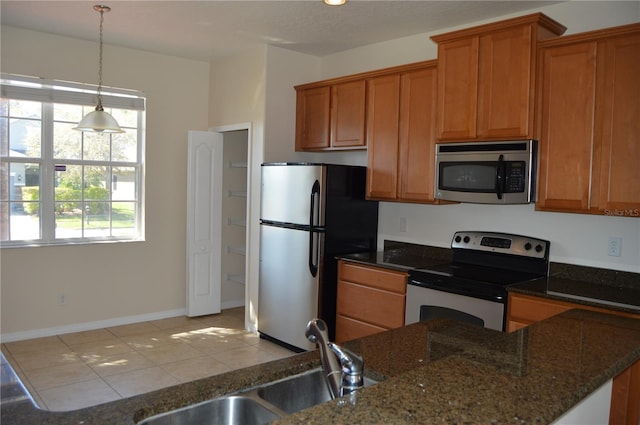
0 26 210 338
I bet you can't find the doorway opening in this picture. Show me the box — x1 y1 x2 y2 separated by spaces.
220 129 249 309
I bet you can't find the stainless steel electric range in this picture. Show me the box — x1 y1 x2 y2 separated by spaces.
405 231 550 331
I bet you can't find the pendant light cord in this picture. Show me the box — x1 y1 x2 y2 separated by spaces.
96 6 105 111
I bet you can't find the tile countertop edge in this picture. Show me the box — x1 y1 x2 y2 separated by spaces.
3 310 640 425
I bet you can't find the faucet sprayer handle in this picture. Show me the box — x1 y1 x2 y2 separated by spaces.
305 318 329 344
305 319 342 399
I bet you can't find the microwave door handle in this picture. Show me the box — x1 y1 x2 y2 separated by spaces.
496 155 505 200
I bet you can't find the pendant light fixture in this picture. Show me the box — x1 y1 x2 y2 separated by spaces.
74 4 123 133
324 0 347 5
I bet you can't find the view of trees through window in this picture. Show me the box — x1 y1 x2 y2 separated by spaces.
1 91 144 245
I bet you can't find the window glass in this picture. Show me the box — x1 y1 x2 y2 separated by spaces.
54 121 82 159
0 162 41 241
83 132 111 162
53 103 83 122
112 130 138 162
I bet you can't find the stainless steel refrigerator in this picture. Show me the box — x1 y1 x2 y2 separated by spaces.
258 163 378 351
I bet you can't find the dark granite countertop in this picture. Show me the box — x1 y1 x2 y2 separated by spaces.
509 277 640 316
2 309 640 424
509 261 640 315
338 240 452 272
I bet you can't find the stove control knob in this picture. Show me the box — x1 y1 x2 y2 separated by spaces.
463 236 470 243
524 242 532 251
535 244 544 253
455 235 462 243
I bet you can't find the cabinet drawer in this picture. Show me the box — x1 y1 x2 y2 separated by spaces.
337 281 405 329
339 262 406 294
335 315 386 343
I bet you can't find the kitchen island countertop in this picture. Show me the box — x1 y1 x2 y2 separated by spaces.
2 309 640 424
509 276 640 316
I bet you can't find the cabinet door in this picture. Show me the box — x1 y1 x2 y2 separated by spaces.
398 66 439 202
295 86 330 150
366 74 401 200
536 41 598 212
331 80 366 148
436 37 479 141
596 33 640 214
477 24 534 139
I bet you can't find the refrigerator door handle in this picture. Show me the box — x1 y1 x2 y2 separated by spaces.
308 180 321 277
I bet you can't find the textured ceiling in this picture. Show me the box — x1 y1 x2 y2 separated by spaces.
1 1 564 61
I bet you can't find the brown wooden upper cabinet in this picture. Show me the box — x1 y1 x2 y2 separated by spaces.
431 13 566 142
366 61 440 202
295 79 366 151
536 23 640 216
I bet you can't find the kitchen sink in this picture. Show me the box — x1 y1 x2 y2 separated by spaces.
257 367 377 414
136 394 282 425
256 368 332 414
137 368 378 424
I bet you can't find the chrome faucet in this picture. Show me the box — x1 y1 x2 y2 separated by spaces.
305 319 364 399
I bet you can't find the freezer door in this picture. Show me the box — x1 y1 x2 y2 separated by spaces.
258 224 323 351
261 164 325 227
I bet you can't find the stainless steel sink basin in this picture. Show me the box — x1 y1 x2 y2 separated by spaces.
257 368 377 414
257 368 332 414
137 395 282 425
137 368 379 424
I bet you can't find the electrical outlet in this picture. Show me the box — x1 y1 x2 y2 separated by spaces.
58 293 67 305
608 237 622 257
399 217 407 232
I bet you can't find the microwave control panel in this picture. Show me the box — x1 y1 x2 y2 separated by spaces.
505 162 525 192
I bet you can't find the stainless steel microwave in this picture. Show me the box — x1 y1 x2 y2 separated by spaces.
435 140 537 204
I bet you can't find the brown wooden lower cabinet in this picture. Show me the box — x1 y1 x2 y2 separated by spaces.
507 292 640 425
335 261 406 343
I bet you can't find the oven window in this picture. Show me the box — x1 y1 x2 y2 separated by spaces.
439 162 497 192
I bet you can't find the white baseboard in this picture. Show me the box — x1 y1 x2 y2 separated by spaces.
1 308 187 343
221 299 245 310
2 302 249 343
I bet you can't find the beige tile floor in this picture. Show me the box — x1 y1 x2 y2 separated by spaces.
1 307 297 412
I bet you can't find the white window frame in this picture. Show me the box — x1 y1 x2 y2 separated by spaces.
0 73 146 247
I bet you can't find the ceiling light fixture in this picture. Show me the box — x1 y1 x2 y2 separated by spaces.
324 0 347 5
74 4 123 133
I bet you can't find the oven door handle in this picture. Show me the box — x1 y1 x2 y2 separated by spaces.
495 154 505 200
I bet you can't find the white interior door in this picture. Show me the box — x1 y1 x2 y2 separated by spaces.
187 130 223 316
